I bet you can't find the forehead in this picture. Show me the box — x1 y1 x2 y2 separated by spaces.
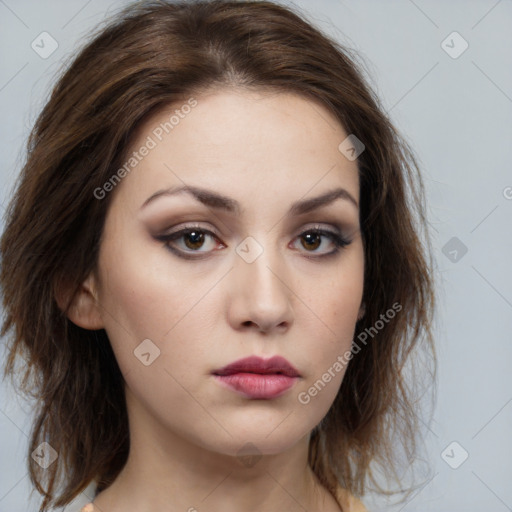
112 88 360 212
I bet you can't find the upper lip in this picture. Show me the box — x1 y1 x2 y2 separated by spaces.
212 356 301 377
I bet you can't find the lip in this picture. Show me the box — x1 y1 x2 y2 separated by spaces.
212 356 301 399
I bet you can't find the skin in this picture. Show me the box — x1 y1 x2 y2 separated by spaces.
67 88 365 512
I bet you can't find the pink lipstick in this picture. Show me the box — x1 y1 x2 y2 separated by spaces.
212 356 300 399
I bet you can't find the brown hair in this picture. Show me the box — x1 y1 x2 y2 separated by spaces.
0 1 435 510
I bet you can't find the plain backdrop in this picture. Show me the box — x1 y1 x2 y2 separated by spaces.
0 1 511 511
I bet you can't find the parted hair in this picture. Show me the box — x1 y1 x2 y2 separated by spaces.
0 1 435 510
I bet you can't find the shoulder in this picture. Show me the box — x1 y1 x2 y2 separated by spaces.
335 486 368 512
79 505 95 512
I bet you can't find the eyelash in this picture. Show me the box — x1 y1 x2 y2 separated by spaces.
155 224 352 260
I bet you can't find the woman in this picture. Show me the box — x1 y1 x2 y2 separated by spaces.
0 1 435 511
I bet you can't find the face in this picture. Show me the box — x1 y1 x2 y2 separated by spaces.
90 88 364 457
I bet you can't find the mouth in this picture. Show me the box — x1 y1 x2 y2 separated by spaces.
212 356 301 400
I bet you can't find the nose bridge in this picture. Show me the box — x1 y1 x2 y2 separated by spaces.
236 234 285 295
231 234 293 330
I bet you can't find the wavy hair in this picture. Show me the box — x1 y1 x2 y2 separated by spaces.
0 1 435 510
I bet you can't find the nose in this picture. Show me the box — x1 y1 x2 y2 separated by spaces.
226 242 294 334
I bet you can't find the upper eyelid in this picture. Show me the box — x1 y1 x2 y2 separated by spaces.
160 221 346 237
160 225 347 246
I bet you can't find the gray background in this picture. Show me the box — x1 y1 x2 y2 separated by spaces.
1 0 511 511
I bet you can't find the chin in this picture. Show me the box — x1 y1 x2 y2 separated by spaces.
190 409 321 459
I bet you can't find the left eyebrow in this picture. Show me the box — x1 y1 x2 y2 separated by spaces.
288 187 358 215
139 185 358 214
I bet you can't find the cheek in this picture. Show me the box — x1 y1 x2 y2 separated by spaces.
98 224 202 333
95 234 225 393
302 250 364 340
94 238 189 375
94 250 216 431
294 249 364 401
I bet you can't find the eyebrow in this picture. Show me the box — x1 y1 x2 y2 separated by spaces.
140 184 358 215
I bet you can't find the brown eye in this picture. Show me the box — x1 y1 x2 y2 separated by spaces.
292 228 351 258
300 232 321 251
156 227 223 259
182 230 206 250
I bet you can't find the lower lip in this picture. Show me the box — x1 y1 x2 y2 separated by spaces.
214 373 298 399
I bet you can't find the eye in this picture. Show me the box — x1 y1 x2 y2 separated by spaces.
156 225 224 259
291 227 351 257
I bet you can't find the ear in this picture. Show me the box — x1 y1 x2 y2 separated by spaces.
357 301 366 321
54 272 104 330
